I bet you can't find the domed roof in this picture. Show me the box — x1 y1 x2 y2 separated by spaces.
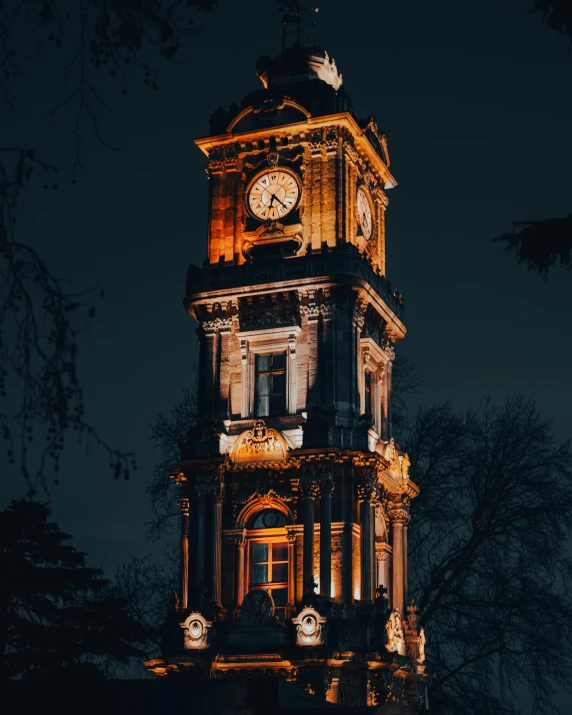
209 45 354 135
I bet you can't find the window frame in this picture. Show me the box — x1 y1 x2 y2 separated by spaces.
245 527 290 621
255 351 287 418
360 338 391 438
239 327 300 419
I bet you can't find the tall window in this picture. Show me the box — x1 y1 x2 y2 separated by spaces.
247 508 289 621
364 369 372 415
255 352 286 417
250 541 289 621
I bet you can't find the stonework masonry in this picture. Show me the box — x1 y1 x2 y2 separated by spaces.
146 43 429 712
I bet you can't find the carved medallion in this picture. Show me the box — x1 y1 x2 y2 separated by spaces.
180 612 211 650
230 420 289 463
292 607 327 646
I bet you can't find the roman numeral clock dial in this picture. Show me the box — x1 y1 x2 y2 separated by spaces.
357 186 373 240
247 170 300 222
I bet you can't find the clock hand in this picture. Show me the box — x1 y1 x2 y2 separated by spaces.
272 194 288 209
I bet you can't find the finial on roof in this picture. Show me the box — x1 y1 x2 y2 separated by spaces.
278 0 319 50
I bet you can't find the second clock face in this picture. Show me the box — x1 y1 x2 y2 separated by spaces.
248 170 300 221
357 187 373 240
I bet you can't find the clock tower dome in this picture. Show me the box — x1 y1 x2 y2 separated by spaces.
146 38 429 711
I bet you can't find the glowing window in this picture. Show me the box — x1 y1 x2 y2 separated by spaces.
255 352 286 417
249 540 289 621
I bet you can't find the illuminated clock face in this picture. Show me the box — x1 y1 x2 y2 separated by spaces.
248 170 300 221
357 187 373 240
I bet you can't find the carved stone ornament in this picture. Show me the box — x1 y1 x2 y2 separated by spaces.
230 420 289 464
180 612 212 650
292 607 327 647
382 437 410 481
307 50 343 91
418 627 427 664
239 588 276 628
385 608 406 656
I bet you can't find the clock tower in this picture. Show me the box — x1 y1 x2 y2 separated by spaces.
145 36 429 711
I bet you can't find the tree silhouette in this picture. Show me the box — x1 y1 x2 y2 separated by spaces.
0 499 152 679
0 1 218 489
403 396 572 714
494 2 572 278
147 368 572 711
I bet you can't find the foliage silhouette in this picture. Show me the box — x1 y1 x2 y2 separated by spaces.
494 2 572 278
0 499 152 679
0 0 217 489
494 216 572 280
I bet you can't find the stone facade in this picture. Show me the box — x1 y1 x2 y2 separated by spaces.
146 44 428 712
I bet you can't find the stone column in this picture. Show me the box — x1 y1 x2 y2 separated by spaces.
376 547 391 593
200 327 220 415
234 535 246 606
357 479 375 603
376 551 383 592
287 334 298 415
352 300 366 417
370 501 376 598
193 488 206 599
341 472 353 604
388 505 409 615
178 497 190 611
386 359 393 439
210 486 224 604
319 475 335 598
287 533 297 607
403 521 409 608
300 479 320 590
326 677 340 705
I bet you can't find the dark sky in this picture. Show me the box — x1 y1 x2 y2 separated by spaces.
1 0 571 641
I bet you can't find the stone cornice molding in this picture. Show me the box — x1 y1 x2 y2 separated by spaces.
195 113 397 190
185 248 406 332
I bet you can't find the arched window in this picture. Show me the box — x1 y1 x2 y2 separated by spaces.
246 508 289 621
249 508 287 530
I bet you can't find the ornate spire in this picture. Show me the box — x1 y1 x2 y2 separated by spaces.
278 0 320 50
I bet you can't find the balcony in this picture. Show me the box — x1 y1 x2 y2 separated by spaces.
185 244 405 321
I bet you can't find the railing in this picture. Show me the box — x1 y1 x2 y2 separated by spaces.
185 244 405 320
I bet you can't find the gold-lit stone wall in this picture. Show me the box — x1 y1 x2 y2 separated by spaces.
199 118 390 274
352 526 361 601
331 529 343 602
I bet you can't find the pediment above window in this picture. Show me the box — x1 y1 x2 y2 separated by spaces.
230 419 290 464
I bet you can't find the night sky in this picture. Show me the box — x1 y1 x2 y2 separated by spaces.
1 0 571 634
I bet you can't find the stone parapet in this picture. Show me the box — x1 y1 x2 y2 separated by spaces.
185 244 405 323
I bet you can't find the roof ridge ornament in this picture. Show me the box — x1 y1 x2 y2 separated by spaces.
278 0 320 51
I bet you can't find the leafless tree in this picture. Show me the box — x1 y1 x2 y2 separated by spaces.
147 385 197 540
111 553 178 677
0 1 217 490
404 396 572 714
